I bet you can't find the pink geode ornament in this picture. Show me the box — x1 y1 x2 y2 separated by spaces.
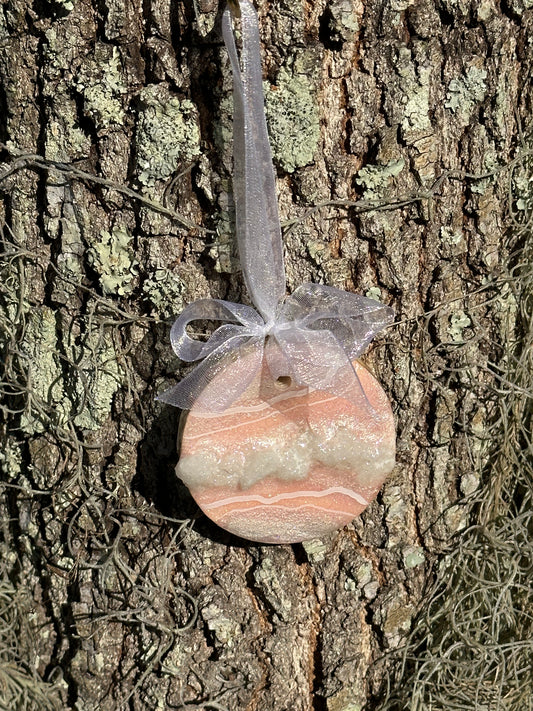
178 347 395 544
158 0 396 543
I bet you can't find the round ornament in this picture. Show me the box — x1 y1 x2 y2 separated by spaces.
176 346 395 544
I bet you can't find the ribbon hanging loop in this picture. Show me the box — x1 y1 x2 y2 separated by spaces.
222 1 286 322
158 0 394 414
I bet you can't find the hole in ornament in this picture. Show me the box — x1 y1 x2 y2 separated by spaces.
276 375 292 389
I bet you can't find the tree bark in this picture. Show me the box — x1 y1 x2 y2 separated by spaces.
0 0 531 709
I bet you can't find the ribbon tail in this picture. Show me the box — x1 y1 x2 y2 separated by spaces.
157 336 264 412
273 328 373 412
281 283 394 358
169 298 264 362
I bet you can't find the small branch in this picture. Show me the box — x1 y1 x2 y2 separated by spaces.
0 143 215 234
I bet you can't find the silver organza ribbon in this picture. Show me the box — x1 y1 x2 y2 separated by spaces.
158 0 393 413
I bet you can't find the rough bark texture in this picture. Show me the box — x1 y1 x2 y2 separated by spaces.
0 0 531 709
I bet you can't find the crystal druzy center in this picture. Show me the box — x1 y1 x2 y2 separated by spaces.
177 348 395 544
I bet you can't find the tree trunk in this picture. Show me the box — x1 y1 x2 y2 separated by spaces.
1 0 531 709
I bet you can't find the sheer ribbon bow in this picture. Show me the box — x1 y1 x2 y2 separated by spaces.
158 0 393 413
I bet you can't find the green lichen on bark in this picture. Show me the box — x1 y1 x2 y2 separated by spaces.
402 545 425 569
87 226 138 296
265 67 320 173
505 0 533 12
448 309 472 343
41 28 91 160
43 93 90 160
135 85 201 186
395 46 432 137
68 326 123 431
76 44 126 129
445 66 488 121
325 0 360 41
355 159 405 199
142 267 185 318
19 306 70 434
366 286 383 301
0 439 23 480
16 304 122 433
